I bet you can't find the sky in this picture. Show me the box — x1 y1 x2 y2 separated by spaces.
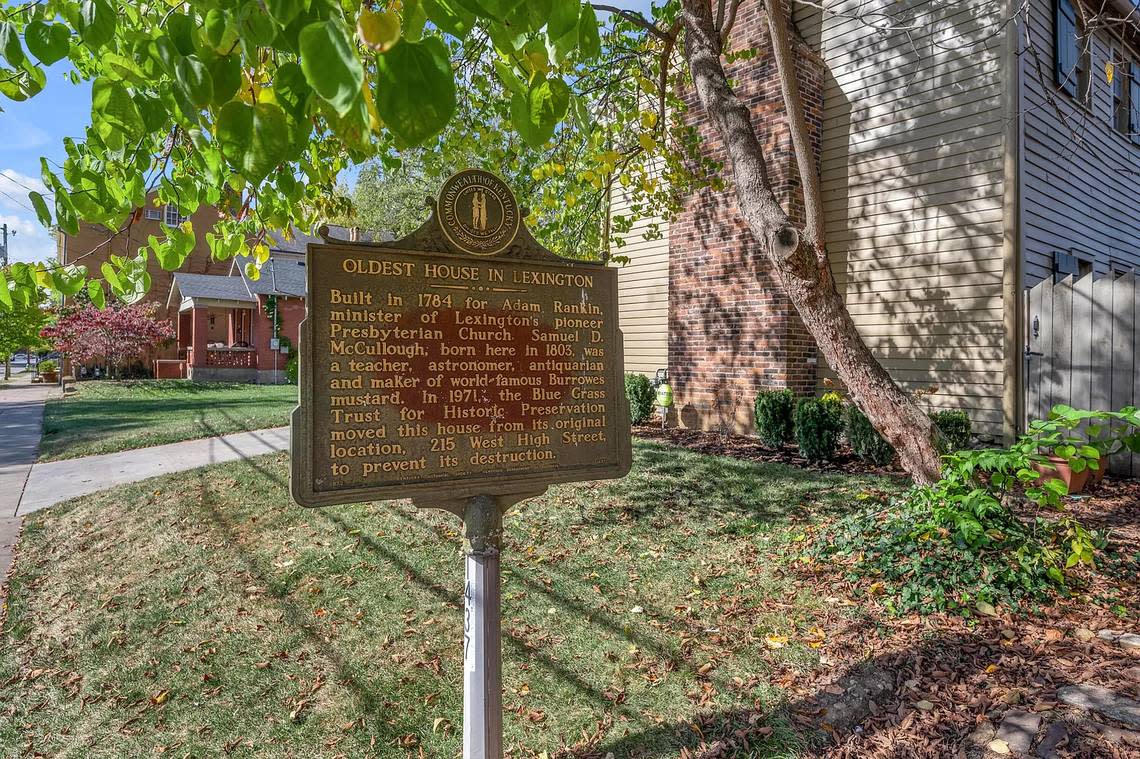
0 0 657 266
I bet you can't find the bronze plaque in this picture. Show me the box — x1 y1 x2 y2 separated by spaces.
291 170 631 512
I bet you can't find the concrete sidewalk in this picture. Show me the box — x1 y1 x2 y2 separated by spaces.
17 426 290 515
0 374 58 590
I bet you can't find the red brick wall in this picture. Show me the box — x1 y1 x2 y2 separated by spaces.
668 0 823 433
252 295 304 374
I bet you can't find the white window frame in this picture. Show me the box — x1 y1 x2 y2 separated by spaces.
164 204 188 227
144 206 162 221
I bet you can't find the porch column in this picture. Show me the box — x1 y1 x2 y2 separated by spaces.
190 307 209 368
227 308 237 346
178 311 192 348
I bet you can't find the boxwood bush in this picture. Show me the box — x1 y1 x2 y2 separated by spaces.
844 403 895 466
931 409 972 452
753 389 795 448
624 373 655 425
795 397 842 461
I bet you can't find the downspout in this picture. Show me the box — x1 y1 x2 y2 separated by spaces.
1001 0 1025 443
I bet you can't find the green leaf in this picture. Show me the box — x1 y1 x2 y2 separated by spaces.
216 101 291 182
176 56 214 108
166 13 196 56
266 0 305 28
373 37 456 147
545 0 579 62
203 9 233 51
0 270 11 310
402 0 428 42
0 22 24 67
87 279 105 308
510 76 569 147
493 59 527 96
299 20 363 117
245 261 261 281
28 191 51 226
154 223 197 270
422 0 476 38
24 21 70 65
208 55 241 105
273 61 311 120
77 0 116 49
91 77 145 139
358 9 401 52
578 2 601 59
51 264 88 297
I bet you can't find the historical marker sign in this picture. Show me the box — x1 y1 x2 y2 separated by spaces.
290 169 631 510
291 169 630 758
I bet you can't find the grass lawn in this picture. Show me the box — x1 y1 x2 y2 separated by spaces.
0 441 893 758
38 380 297 461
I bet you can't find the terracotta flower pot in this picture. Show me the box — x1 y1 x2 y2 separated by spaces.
1035 451 1103 494
41 371 58 384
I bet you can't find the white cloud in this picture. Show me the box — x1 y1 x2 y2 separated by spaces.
2 118 50 152
0 213 57 265
0 168 50 215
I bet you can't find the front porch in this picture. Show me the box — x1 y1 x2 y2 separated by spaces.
174 303 259 382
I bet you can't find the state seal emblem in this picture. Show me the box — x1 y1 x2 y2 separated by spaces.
438 169 520 256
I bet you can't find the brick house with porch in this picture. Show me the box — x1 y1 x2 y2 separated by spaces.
163 225 385 383
58 205 382 382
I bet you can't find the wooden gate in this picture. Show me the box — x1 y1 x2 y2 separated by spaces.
1025 272 1139 476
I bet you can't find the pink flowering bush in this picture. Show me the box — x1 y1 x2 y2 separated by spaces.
41 303 174 378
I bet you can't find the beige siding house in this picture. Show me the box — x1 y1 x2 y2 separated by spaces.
612 0 1140 441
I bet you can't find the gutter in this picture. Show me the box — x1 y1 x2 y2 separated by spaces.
1001 0 1024 443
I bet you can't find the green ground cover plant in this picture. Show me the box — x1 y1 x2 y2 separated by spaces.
39 380 297 461
808 406 1140 615
0 441 891 758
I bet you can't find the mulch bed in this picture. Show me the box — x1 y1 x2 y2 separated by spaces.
632 423 903 479
633 424 1140 758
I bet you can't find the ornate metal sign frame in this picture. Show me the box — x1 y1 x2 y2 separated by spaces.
290 169 632 515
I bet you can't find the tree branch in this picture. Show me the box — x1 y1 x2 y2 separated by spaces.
763 0 825 255
593 4 674 42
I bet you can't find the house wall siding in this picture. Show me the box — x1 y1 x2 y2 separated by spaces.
1020 0 1140 284
611 179 670 377
794 0 1011 437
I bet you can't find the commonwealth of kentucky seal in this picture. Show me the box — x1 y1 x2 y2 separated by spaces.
438 169 520 256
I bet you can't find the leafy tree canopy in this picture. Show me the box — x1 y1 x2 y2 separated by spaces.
0 0 704 309
0 279 50 359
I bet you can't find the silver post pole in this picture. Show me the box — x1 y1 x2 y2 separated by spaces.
463 495 503 759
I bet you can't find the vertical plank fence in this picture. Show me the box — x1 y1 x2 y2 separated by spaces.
1026 272 1138 476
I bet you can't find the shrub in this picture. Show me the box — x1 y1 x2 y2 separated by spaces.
805 405 1140 615
284 354 298 384
844 404 895 466
931 410 972 452
795 397 842 461
624 373 655 425
39 359 57 373
753 389 794 447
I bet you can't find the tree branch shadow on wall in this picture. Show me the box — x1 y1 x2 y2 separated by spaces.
671 0 1012 439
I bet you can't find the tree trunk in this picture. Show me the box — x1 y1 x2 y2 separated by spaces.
4 358 9 381
679 0 943 484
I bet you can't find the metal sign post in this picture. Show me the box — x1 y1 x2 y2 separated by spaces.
462 495 503 758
